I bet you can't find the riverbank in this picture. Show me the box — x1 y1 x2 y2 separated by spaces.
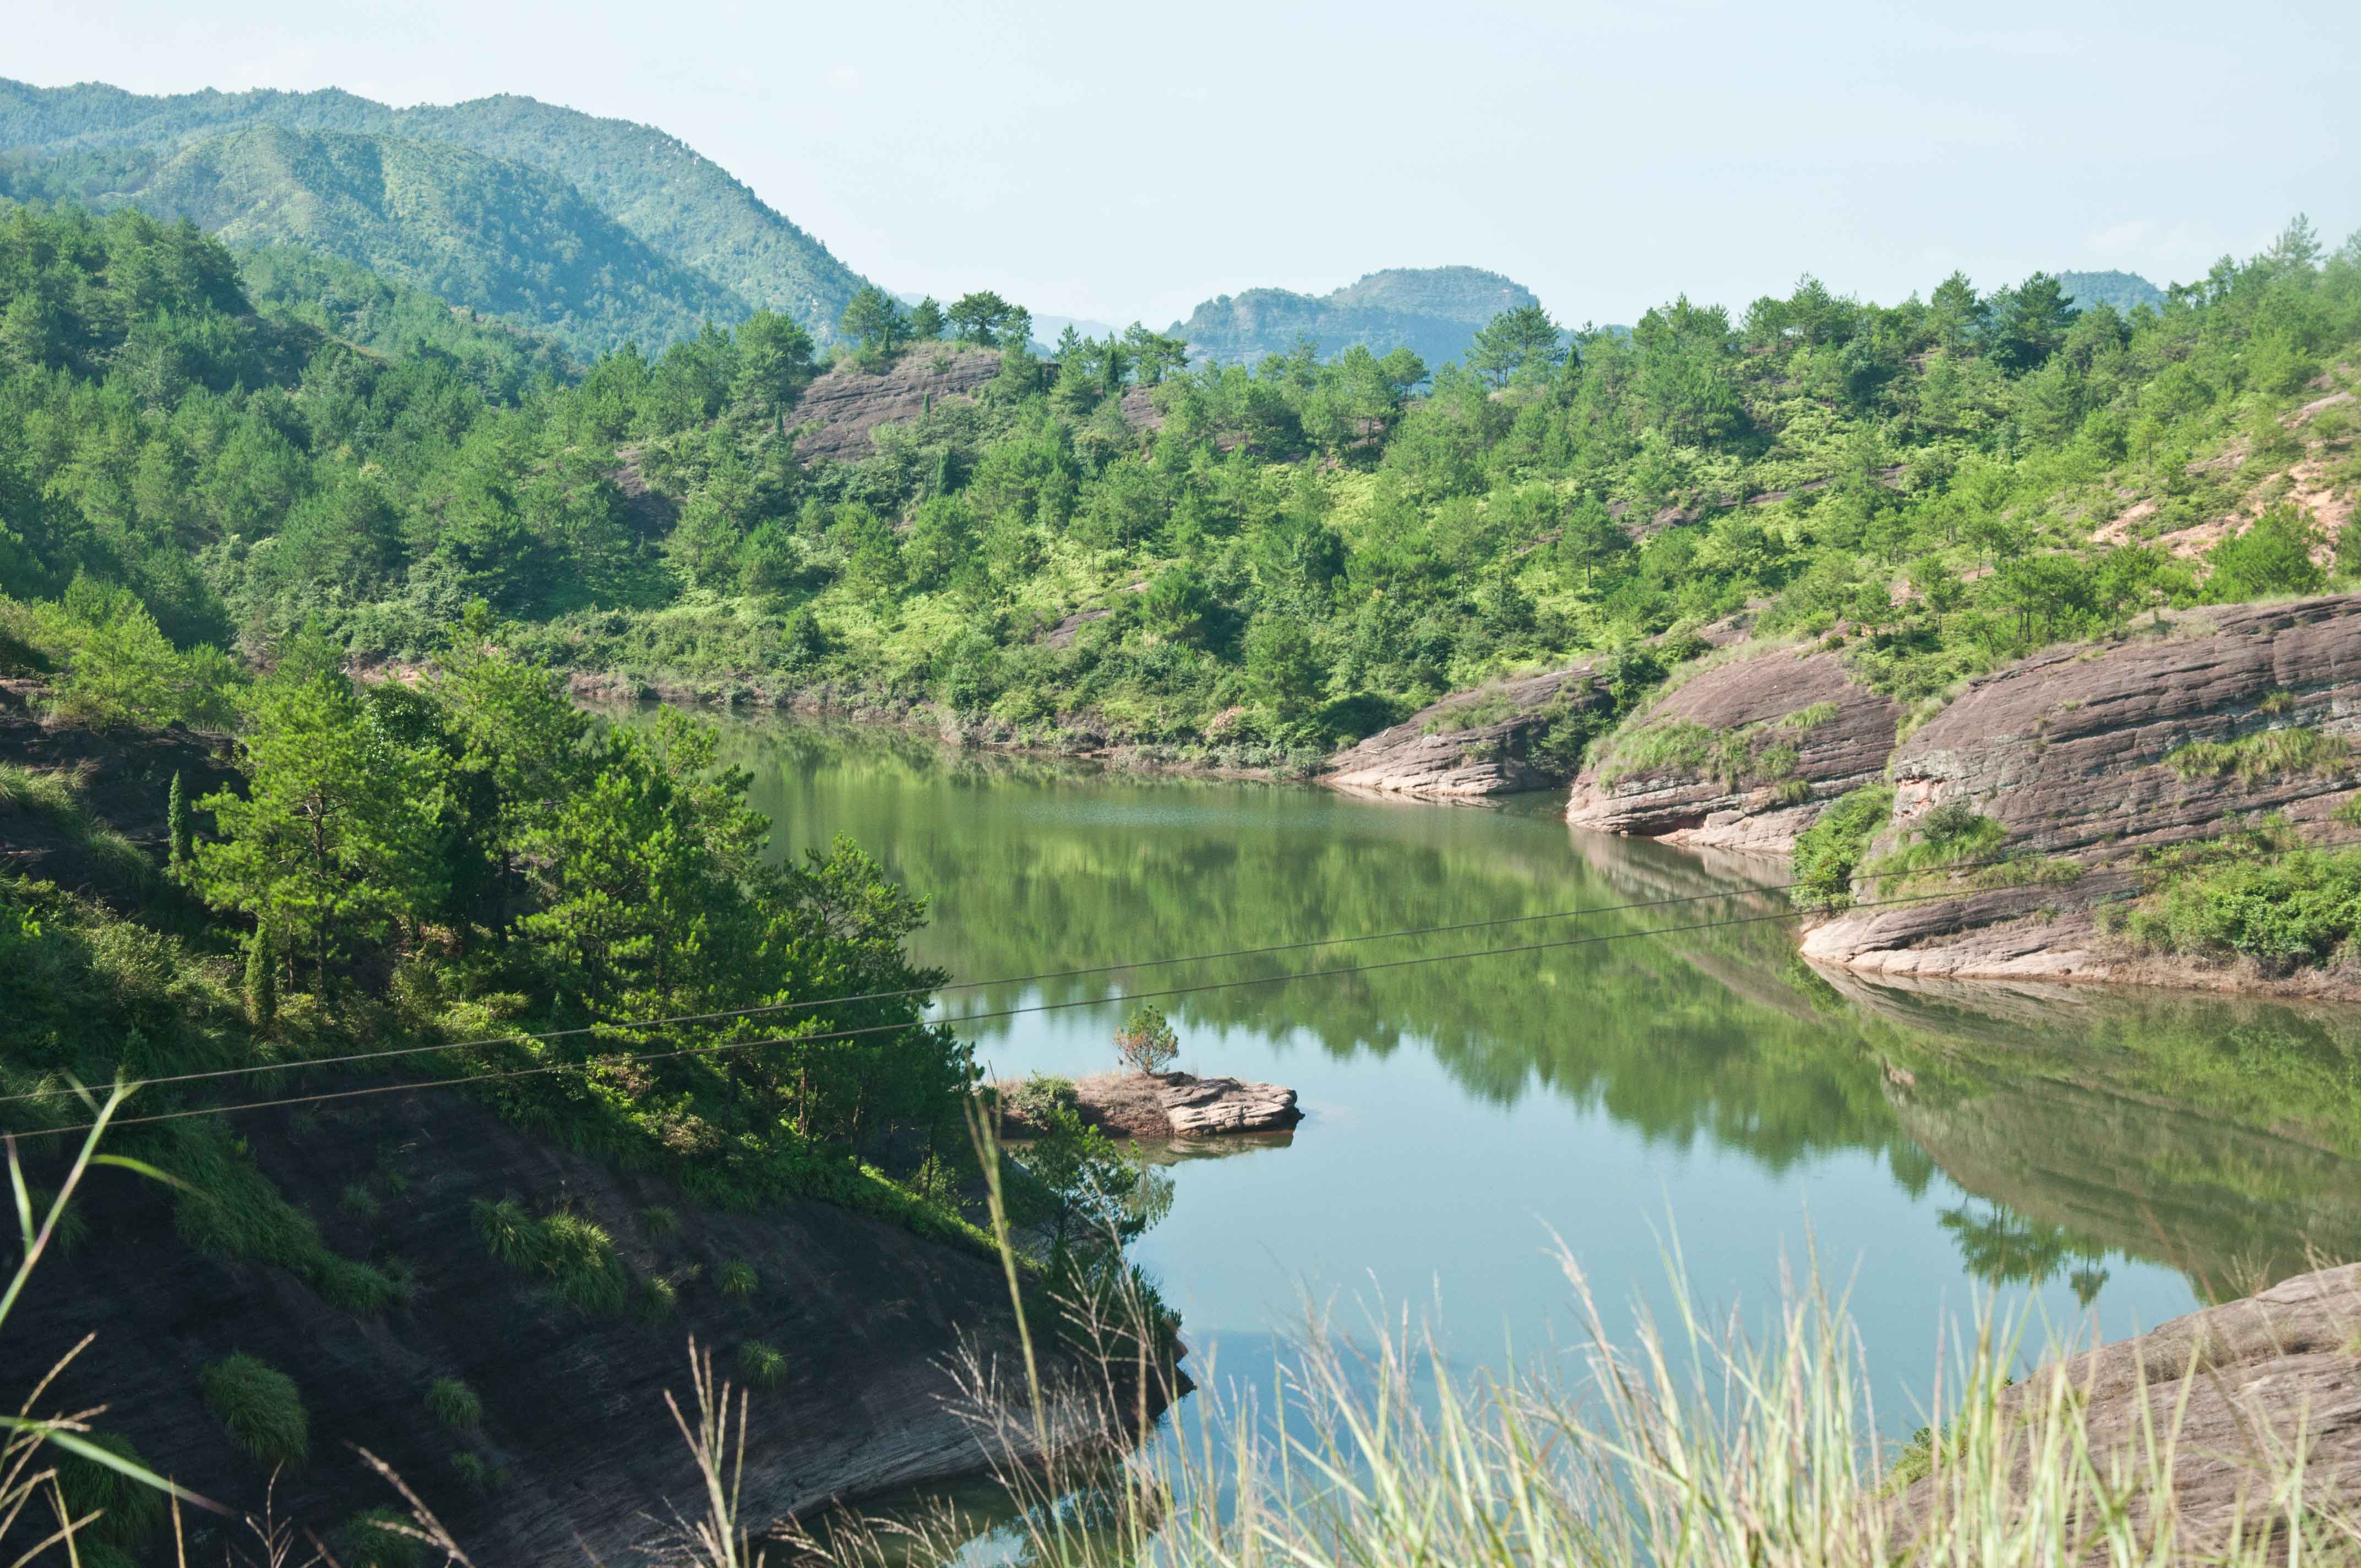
564 668 1330 781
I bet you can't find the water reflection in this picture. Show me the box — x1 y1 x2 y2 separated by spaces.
635 712 2361 1558
690 714 2361 1316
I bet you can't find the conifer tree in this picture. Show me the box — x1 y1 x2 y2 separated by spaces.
166 769 193 871
244 920 276 1030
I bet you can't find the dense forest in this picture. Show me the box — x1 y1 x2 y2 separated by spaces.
2 199 2355 781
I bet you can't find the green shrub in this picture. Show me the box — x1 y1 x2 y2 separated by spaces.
2123 839 2361 972
340 1182 381 1221
332 1508 426 1568
1779 701 1840 731
315 1256 401 1315
199 1353 309 1468
638 1204 679 1235
425 1378 481 1429
737 1340 788 1388
1791 786 1894 908
54 1433 165 1550
716 1259 759 1299
1114 1003 1180 1074
1002 1073 1079 1127
1866 802 2008 883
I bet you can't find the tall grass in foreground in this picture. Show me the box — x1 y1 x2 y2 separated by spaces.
782 1254 2361 1568
757 1103 2361 1567
20 1094 2358 1566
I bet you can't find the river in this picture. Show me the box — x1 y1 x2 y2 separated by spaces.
706 714 2361 1539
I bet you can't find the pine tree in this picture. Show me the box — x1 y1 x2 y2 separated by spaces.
166 770 193 871
244 921 277 1031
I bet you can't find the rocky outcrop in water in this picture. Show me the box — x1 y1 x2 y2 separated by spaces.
997 1072 1304 1140
1160 1075 1303 1136
1894 1262 2361 1560
1564 649 1900 854
1323 664 1606 800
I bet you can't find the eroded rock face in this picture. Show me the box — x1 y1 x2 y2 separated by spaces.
792 346 1005 464
1323 665 1606 799
1565 650 1900 854
1890 596 2361 855
1894 1264 2361 1560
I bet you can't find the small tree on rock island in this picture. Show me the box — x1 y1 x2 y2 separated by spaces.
1114 1004 1179 1075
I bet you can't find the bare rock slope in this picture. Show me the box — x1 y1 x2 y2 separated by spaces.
1806 596 2361 991
1564 649 1900 854
1887 596 2361 856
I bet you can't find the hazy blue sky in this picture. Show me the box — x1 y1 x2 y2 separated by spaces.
15 0 2357 328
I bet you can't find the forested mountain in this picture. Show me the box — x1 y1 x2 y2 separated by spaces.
1170 265 1543 367
0 126 746 355
2059 268 2166 313
0 79 871 343
3 200 2354 791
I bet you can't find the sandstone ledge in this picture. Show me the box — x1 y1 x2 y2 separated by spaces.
997 1071 1304 1140
1895 1263 2361 1559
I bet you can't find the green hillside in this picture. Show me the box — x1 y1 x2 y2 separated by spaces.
1 126 748 355
1171 265 1544 368
0 78 871 342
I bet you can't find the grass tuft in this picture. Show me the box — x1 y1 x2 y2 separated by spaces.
425 1377 481 1429
333 1507 427 1568
199 1352 309 1468
53 1433 165 1550
737 1340 788 1388
716 1259 759 1299
2164 726 2351 783
472 1198 629 1315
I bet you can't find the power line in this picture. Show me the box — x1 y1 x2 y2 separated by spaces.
0 848 2052 1109
7 884 2054 1140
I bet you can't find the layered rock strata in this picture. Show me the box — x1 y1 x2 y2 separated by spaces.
1886 596 2361 856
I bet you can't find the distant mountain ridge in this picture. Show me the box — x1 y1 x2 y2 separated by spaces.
2058 269 2166 314
1170 265 1543 369
0 79 871 346
1 125 746 355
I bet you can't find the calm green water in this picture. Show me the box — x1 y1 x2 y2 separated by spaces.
709 715 2361 1464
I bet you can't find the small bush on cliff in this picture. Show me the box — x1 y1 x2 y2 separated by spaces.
717 1259 759 1299
737 1340 788 1387
1791 786 1894 908
1867 802 2009 884
199 1352 310 1468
